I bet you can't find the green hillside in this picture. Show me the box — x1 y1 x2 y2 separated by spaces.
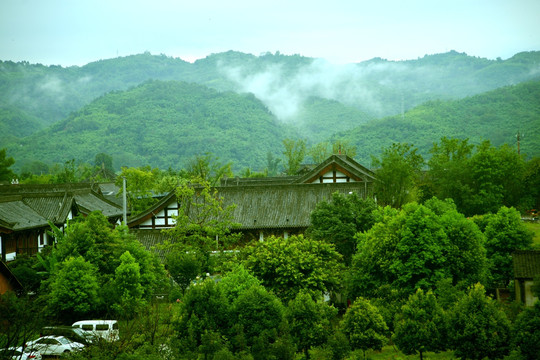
7 80 296 172
294 97 373 142
337 80 540 165
2 50 539 142
0 105 43 140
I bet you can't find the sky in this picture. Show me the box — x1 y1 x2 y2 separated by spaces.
1 0 539 67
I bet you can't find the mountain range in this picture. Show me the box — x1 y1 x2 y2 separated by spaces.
1 50 539 172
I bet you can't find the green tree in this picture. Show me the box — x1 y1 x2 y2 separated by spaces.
50 160 74 183
112 251 146 319
350 203 450 298
448 283 511 360
219 264 262 303
308 141 332 164
424 197 487 287
266 151 281 176
0 148 16 183
185 152 233 186
426 137 474 210
371 143 423 208
427 139 529 216
521 157 540 211
174 278 231 355
166 250 202 295
94 152 114 172
116 166 160 215
244 235 343 303
511 302 540 360
19 160 54 183
285 290 337 359
282 138 306 175
463 141 523 215
0 293 45 352
165 180 240 276
482 206 533 287
340 297 388 360
393 289 447 360
309 192 377 265
50 212 167 306
47 256 100 322
349 201 487 300
231 285 285 352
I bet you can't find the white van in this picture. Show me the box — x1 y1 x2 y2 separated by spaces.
72 320 119 341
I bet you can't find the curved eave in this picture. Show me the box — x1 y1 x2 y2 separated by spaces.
127 191 176 228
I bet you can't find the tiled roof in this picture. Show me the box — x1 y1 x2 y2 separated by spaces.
219 182 371 229
74 192 123 217
23 194 73 222
513 250 540 279
129 182 373 230
0 183 123 231
0 199 50 231
97 183 123 206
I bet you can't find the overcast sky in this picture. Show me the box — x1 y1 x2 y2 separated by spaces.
1 0 539 67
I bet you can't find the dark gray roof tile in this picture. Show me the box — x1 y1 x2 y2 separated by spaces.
513 250 540 279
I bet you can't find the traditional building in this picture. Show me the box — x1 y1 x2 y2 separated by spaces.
0 183 124 262
513 250 540 306
128 155 376 251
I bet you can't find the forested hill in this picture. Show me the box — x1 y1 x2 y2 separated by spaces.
1 50 539 140
336 80 540 165
8 80 296 171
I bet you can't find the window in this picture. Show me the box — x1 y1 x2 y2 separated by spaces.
96 324 109 331
82 325 93 331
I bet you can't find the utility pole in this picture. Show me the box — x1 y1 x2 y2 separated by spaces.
122 177 127 225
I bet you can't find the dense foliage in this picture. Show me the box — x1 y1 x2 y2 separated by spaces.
348 199 488 299
339 80 540 165
243 235 343 303
422 138 539 215
2 189 539 359
6 80 294 172
308 192 377 265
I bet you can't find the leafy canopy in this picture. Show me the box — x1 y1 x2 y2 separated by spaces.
243 235 343 303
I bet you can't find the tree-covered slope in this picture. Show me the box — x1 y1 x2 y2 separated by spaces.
2 50 539 142
337 80 540 165
0 105 43 141
0 54 193 131
7 80 296 172
294 97 373 142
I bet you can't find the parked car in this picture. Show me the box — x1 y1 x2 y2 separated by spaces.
40 326 94 345
24 336 84 357
72 320 119 341
0 347 42 359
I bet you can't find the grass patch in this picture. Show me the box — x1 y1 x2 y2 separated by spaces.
524 221 540 247
364 345 456 360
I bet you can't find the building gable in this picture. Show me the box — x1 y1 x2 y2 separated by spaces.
294 154 376 184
